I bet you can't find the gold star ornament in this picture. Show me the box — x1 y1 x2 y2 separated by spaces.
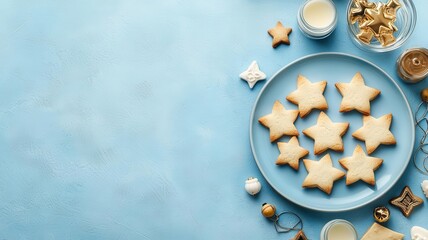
360 3 397 35
349 0 376 24
349 0 401 47
268 21 292 48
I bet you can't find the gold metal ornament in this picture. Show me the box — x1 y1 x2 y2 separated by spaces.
350 0 401 46
421 88 428 102
361 3 397 35
385 0 401 19
349 0 376 24
261 203 276 218
357 28 375 44
373 206 390 223
260 203 304 234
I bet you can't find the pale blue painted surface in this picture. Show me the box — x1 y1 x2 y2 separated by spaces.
0 0 427 239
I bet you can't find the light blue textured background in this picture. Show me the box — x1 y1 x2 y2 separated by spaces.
0 0 427 239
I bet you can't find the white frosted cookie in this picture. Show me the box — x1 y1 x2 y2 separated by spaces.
239 61 266 89
335 72 380 115
302 154 345 195
411 226 428 240
361 223 404 240
339 145 383 185
302 112 349 155
276 136 309 170
352 113 396 154
258 100 299 142
286 75 328 118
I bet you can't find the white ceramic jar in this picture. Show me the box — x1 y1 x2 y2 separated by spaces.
298 0 338 39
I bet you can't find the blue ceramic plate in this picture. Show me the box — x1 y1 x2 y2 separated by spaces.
250 53 414 212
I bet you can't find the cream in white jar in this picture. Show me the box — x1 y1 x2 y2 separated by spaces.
298 0 338 39
320 219 358 240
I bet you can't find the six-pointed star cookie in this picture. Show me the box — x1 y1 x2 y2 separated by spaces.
258 101 299 142
267 21 292 48
286 75 328 118
352 113 396 154
302 154 345 195
303 112 349 155
239 61 266 89
390 186 423 217
276 136 309 170
339 145 383 185
335 72 380 115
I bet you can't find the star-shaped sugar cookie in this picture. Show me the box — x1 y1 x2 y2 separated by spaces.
302 154 345 195
239 61 266 89
286 75 328 118
339 145 383 185
352 113 396 154
258 101 299 142
276 136 309 170
335 72 380 115
302 112 349 155
267 21 292 48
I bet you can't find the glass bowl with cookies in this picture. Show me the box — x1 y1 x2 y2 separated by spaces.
346 0 416 52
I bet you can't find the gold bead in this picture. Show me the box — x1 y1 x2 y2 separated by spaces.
373 206 390 223
421 88 428 102
261 203 276 218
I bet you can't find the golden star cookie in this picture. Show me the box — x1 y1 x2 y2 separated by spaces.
335 72 380 115
286 75 328 118
258 101 299 142
268 21 292 48
339 145 383 185
352 113 396 154
302 154 345 195
276 136 309 170
302 112 349 155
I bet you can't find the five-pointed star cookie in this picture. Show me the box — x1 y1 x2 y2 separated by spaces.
286 75 328 118
302 112 349 155
239 61 267 89
390 186 424 217
338 145 383 185
267 21 292 48
352 113 396 154
360 2 397 35
335 72 380 115
258 100 299 142
276 136 309 170
302 154 345 195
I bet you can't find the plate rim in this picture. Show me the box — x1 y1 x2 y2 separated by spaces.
249 52 415 212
